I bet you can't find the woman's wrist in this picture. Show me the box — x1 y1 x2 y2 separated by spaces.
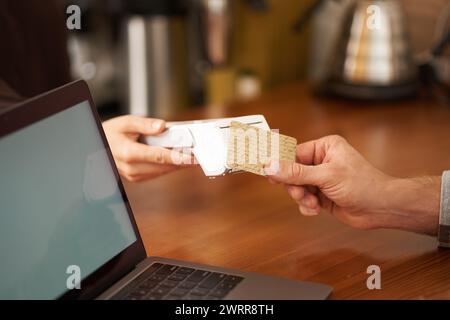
378 176 441 235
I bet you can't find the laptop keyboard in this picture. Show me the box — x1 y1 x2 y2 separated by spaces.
121 263 244 300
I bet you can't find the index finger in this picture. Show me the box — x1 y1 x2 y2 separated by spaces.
122 142 193 165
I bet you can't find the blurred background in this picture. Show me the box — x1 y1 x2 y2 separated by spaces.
65 0 450 119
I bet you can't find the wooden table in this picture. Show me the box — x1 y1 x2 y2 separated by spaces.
123 82 450 299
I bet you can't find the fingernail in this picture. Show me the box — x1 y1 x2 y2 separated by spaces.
264 160 279 175
301 206 319 216
301 197 312 207
152 121 163 129
170 150 194 165
181 154 194 165
263 158 271 166
264 161 274 175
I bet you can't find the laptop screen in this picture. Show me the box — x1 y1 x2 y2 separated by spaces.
0 100 138 299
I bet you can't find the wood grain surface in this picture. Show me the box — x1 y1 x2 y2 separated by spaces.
123 83 450 299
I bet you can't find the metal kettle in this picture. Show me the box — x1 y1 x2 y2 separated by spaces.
296 0 419 100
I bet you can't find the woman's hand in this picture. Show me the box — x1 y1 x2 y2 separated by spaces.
103 115 194 182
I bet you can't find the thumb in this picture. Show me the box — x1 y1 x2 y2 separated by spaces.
118 115 166 135
264 160 326 186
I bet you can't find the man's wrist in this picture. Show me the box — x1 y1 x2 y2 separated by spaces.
379 177 441 235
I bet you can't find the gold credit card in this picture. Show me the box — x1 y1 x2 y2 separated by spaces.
226 121 297 176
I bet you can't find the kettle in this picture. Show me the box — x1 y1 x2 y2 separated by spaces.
295 0 419 100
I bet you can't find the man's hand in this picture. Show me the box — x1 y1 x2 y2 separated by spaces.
103 115 194 182
265 135 441 235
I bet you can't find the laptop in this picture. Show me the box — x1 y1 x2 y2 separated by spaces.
0 80 332 300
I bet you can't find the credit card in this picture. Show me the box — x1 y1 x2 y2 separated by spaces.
226 121 297 176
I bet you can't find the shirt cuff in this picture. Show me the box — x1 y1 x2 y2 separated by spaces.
438 171 450 248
